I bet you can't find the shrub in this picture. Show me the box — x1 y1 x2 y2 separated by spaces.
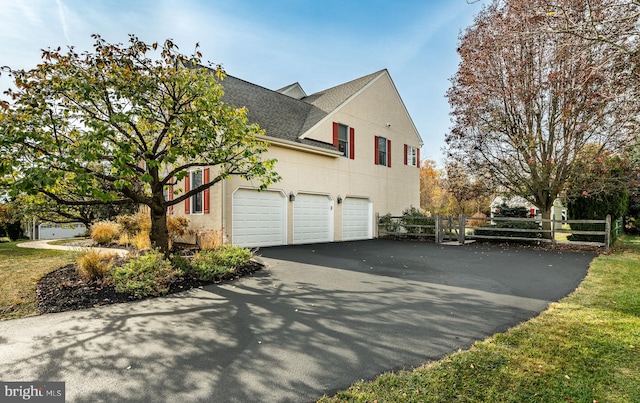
110 249 177 298
378 213 400 233
90 221 121 244
400 207 435 234
474 203 540 239
467 212 488 227
77 250 117 281
568 190 629 243
474 220 540 238
214 244 252 267
167 215 189 248
171 254 192 275
190 245 252 281
116 211 151 237
5 221 22 241
198 230 223 250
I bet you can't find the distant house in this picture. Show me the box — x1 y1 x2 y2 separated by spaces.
173 69 423 247
490 196 566 222
25 221 87 240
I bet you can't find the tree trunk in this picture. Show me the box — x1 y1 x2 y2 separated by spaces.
541 207 552 240
149 203 170 255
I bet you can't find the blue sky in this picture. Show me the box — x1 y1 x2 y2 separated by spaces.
0 0 485 164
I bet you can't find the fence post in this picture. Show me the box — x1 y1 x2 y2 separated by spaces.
435 214 441 244
551 218 556 246
459 214 465 244
605 214 611 253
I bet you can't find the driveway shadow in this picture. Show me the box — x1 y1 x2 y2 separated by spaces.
0 239 595 402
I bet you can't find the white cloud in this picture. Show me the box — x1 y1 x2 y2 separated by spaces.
55 0 72 45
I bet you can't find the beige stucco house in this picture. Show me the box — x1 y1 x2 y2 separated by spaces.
173 69 423 248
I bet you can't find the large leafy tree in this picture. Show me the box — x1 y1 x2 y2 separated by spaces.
538 0 640 79
443 161 493 216
446 0 637 237
419 159 447 214
0 35 279 253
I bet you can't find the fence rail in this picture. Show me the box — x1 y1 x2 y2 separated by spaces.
377 214 622 252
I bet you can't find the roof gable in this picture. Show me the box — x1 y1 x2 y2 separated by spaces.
276 82 307 99
216 68 420 151
298 70 385 136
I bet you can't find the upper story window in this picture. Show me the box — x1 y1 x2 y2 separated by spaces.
375 136 391 167
333 122 355 159
338 124 349 157
405 145 418 167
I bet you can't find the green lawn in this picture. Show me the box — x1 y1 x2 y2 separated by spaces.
320 236 640 402
0 240 75 320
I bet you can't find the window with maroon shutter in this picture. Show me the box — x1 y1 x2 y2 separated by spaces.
405 145 419 167
167 184 174 214
375 136 388 166
374 136 379 164
333 122 354 159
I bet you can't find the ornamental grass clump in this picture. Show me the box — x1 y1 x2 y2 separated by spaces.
90 221 121 244
76 250 117 281
110 249 176 298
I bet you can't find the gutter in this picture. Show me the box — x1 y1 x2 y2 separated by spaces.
261 135 342 158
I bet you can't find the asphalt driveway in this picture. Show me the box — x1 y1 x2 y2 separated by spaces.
0 239 595 402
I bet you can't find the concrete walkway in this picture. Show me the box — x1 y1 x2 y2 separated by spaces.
0 239 595 402
17 239 130 256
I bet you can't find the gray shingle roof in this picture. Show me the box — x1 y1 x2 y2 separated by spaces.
218 70 385 151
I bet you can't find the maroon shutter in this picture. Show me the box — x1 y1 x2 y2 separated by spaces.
417 148 421 168
184 175 190 214
332 122 339 148
387 140 391 167
168 183 174 215
203 168 210 214
349 127 355 159
374 136 379 165
404 144 408 165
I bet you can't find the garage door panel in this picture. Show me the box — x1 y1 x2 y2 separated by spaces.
233 189 286 247
343 198 371 241
294 194 332 244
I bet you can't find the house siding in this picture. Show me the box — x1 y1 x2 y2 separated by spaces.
174 70 421 246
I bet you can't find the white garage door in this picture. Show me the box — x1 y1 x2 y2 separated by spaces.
232 189 286 247
293 193 333 244
342 197 372 241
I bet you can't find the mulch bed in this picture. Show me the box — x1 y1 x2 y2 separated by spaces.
36 260 263 314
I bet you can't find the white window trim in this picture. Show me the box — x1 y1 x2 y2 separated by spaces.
338 123 350 158
407 145 418 167
378 136 387 166
190 169 204 215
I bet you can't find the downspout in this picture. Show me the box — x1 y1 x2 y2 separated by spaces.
222 178 227 244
